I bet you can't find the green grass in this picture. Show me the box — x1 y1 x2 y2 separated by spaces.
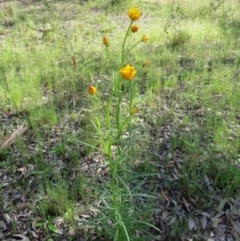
1 0 240 240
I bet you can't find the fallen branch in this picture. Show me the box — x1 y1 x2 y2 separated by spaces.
0 124 28 152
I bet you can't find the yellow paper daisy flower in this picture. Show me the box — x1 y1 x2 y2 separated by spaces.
128 7 141 21
120 64 137 80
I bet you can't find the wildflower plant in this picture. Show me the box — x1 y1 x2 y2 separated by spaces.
76 7 158 241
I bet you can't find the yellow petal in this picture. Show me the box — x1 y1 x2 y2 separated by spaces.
128 7 141 21
120 64 137 80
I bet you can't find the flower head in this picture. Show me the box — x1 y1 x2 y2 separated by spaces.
88 85 97 95
131 107 138 114
142 35 149 43
103 36 109 46
128 7 141 21
131 25 138 33
144 60 151 66
120 64 137 80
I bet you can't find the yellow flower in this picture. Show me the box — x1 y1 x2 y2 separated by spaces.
131 25 138 33
88 85 97 95
142 35 149 43
128 7 141 21
103 36 109 46
120 64 137 80
131 107 138 114
144 60 151 66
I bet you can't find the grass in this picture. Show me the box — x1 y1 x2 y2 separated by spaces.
1 0 240 240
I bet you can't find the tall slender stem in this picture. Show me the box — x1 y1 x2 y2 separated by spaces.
121 20 133 67
125 40 142 57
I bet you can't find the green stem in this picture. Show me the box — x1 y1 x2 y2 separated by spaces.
116 91 123 156
106 85 113 165
125 40 142 58
121 20 133 67
105 46 111 67
129 81 135 152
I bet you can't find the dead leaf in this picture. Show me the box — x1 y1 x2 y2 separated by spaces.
11 234 30 241
214 228 225 239
0 124 28 152
161 188 170 202
174 167 182 178
0 221 6 232
232 229 240 240
189 197 196 205
172 173 179 180
167 161 175 167
188 214 197 231
200 212 210 217
3 213 11 224
68 229 75 236
200 215 208 229
17 167 27 174
183 197 191 212
162 211 169 220
230 218 240 234
207 238 215 241
212 215 223 228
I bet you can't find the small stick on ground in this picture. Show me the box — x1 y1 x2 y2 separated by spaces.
0 124 28 152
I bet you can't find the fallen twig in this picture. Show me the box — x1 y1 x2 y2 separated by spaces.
0 124 28 152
